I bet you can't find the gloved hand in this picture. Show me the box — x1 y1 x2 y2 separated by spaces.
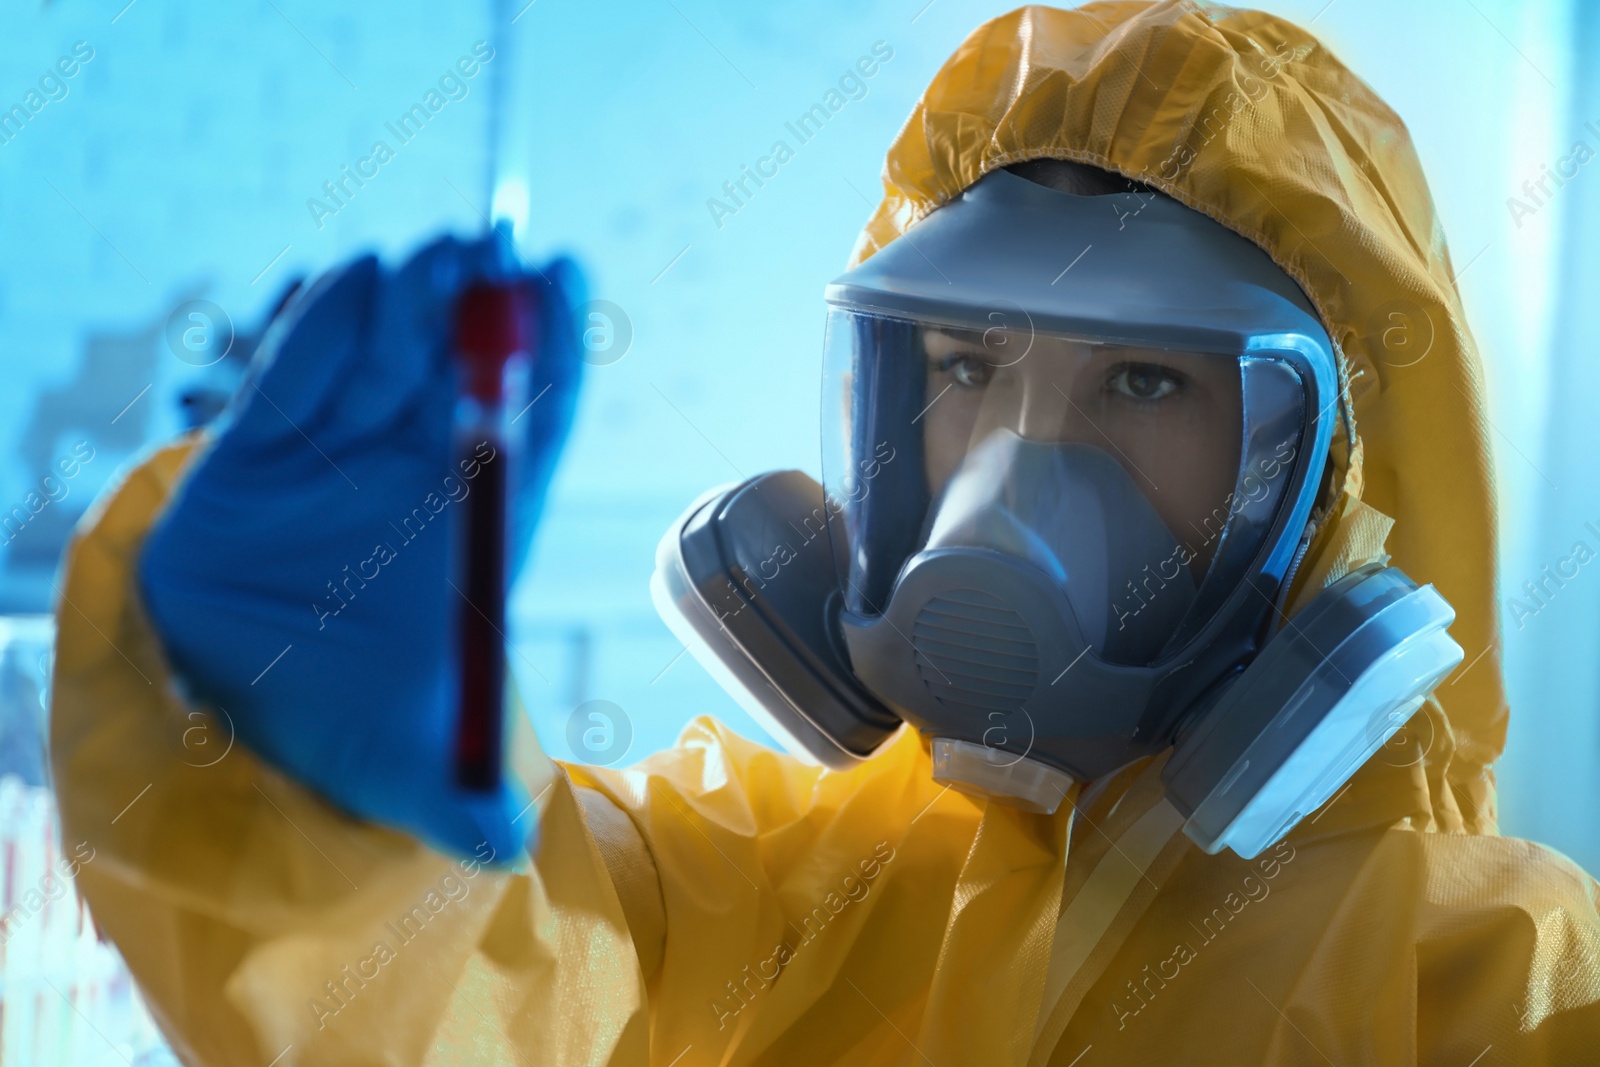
137 235 584 861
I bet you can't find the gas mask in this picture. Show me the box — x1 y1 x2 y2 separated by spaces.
652 167 1462 859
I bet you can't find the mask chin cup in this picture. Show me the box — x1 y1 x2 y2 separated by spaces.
650 471 903 769
1163 564 1464 859
930 737 1075 814
839 545 1157 783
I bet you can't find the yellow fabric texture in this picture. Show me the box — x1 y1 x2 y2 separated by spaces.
49 3 1600 1064
572 784 667 981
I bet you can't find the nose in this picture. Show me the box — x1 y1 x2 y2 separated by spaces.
1014 369 1091 444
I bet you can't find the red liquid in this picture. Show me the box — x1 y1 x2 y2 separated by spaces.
451 282 530 793
455 429 508 791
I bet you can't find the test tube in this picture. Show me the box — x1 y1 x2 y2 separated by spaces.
451 280 532 792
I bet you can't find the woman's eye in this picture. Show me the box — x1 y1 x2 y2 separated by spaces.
943 354 993 388
1108 362 1182 402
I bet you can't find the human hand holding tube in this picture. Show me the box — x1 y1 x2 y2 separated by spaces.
137 234 584 861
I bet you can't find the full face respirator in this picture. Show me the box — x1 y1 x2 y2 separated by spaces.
652 167 1462 859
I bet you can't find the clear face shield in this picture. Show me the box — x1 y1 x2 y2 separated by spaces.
823 312 1308 672
822 291 1335 811
653 166 1462 859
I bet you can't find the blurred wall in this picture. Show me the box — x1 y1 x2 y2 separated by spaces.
0 0 1591 863
1498 1 1600 873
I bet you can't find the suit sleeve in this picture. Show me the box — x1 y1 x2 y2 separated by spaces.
50 440 654 1067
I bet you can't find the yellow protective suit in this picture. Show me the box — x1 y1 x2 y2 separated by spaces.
50 3 1600 1065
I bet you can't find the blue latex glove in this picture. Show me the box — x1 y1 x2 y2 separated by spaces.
138 235 584 861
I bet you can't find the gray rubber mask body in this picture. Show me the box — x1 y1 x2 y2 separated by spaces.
826 166 1336 793
923 430 1196 666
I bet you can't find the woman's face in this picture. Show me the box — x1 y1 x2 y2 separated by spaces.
921 326 1244 573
